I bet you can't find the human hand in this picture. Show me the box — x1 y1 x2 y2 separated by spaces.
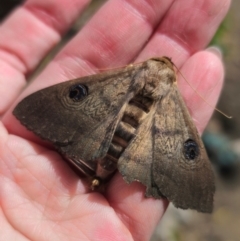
0 0 230 240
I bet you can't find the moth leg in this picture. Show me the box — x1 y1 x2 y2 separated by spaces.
96 155 118 178
90 155 117 190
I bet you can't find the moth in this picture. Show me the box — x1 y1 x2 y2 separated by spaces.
13 57 215 213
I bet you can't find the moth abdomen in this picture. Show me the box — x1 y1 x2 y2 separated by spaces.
115 122 135 142
129 94 153 113
93 135 130 183
94 93 155 182
107 137 126 159
122 98 153 128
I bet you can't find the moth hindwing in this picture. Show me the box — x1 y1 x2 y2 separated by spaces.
13 57 215 213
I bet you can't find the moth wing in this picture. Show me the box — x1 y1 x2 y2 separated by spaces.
119 84 215 213
152 85 215 212
118 113 164 197
14 68 141 164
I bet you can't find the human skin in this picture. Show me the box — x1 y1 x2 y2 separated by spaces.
0 0 230 240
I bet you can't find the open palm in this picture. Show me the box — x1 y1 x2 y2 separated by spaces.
0 0 230 240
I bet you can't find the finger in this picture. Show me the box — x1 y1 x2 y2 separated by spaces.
0 0 90 113
137 0 231 65
48 0 174 73
178 49 224 133
107 173 168 241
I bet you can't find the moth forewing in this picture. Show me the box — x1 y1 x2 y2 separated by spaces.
13 57 215 213
152 85 214 213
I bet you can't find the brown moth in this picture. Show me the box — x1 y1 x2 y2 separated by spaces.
13 57 215 213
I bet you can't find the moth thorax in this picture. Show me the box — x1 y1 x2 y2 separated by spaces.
95 94 153 181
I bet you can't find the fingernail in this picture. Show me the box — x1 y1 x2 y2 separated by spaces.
206 46 223 59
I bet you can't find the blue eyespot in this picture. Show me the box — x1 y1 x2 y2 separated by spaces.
184 139 199 160
69 84 88 101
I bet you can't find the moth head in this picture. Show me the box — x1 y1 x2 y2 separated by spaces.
149 57 175 72
142 58 176 100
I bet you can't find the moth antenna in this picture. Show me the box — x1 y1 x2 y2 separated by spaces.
174 64 232 119
97 59 146 72
97 63 136 72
